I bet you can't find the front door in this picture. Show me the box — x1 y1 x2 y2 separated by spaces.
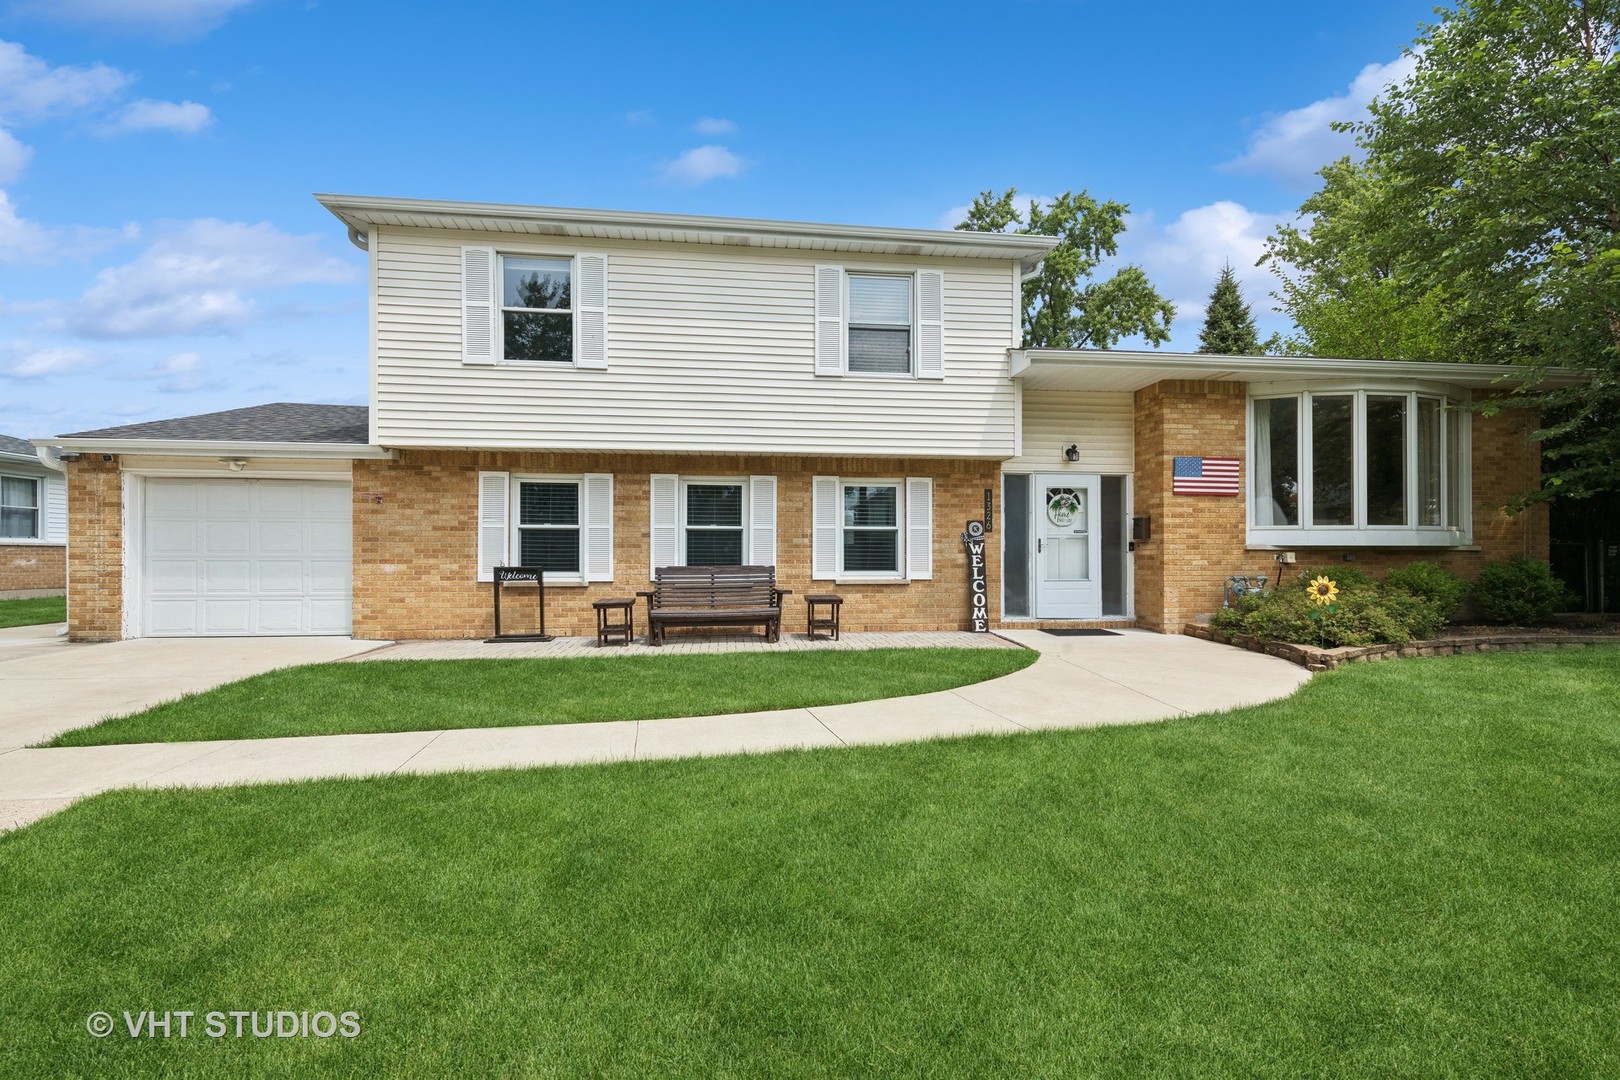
1034 474 1101 619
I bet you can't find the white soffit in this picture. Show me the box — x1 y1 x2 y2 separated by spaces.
1010 349 1586 393
316 193 1059 269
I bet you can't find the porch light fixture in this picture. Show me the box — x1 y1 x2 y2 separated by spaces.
1063 443 1080 463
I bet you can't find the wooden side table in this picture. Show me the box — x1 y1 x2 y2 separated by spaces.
593 597 635 647
805 593 844 641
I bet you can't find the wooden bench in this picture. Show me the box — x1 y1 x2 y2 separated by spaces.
636 565 792 645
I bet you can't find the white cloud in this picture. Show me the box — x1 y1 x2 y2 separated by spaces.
692 116 736 136
3 343 100 378
0 38 130 121
10 0 255 37
0 188 52 260
73 219 361 339
0 127 31 182
0 189 137 265
104 98 212 135
134 350 216 391
1223 54 1417 186
624 109 655 126
660 145 745 186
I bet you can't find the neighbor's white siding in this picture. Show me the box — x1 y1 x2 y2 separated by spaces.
371 229 1019 457
1003 390 1134 473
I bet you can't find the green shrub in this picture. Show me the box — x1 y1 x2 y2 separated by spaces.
1209 567 1451 648
1297 566 1379 593
1473 556 1572 625
1380 563 1470 628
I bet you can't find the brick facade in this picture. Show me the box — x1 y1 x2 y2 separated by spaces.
353 451 999 640
1130 380 1548 632
0 542 65 595
64 456 124 641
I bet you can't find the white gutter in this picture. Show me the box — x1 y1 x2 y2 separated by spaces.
33 445 66 472
33 438 396 460
1009 349 1586 387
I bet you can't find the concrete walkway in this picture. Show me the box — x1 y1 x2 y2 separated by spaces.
0 628 1310 830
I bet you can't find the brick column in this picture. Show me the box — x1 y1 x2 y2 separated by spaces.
66 456 124 641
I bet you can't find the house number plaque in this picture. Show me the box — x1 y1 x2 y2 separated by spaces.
962 520 989 633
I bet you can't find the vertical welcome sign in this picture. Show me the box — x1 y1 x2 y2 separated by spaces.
962 520 988 632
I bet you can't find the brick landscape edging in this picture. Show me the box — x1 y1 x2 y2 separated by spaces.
1183 623 1616 672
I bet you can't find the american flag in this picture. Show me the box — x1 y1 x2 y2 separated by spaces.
1173 456 1240 496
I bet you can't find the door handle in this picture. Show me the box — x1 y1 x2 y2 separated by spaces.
1038 538 1043 553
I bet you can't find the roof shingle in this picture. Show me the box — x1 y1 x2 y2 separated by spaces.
59 403 370 444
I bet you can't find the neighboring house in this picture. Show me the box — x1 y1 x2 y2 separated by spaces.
0 433 67 599
44 195 1565 641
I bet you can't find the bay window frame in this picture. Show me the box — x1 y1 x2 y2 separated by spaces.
1247 383 1473 548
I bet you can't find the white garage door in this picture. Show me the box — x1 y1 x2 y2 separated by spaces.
143 478 352 637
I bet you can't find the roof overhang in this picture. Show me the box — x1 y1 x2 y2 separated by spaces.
316 193 1059 273
1009 349 1587 393
34 437 395 460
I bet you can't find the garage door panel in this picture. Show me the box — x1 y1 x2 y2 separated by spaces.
203 520 251 555
143 478 352 637
257 521 304 554
256 600 305 634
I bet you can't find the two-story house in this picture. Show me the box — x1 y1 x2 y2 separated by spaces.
47 194 1557 641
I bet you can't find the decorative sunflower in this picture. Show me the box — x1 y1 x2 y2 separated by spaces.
1307 576 1339 606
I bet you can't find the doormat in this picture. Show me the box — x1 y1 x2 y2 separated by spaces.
1040 628 1122 637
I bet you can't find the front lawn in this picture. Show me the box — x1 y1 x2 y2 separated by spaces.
0 595 65 629
44 647 1036 746
4 649 1618 1076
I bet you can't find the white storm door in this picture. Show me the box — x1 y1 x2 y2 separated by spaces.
142 478 352 636
1034 474 1101 619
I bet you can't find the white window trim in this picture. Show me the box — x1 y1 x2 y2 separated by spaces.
836 478 907 582
0 472 41 543
679 477 749 566
1246 385 1474 548
498 254 573 365
844 270 916 380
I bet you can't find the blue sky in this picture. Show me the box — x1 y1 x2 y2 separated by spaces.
0 0 1437 440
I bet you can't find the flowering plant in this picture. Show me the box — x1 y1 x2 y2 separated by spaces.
1306 576 1339 645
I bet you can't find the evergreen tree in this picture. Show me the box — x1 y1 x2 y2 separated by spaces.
1196 263 1261 355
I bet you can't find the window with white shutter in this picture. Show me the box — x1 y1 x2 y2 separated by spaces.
749 475 777 568
574 253 608 369
649 474 679 576
814 266 845 376
811 476 839 579
813 476 931 581
915 270 944 379
476 471 510 581
461 247 497 365
906 477 933 579
582 474 613 581
815 266 945 379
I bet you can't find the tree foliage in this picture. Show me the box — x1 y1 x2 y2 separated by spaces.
1196 263 1262 355
1263 0 1620 500
956 188 1174 349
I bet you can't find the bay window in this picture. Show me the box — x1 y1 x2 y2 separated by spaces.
1249 388 1470 546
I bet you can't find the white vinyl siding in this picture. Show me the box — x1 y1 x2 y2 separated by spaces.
43 472 66 542
1003 390 1135 473
377 232 1017 456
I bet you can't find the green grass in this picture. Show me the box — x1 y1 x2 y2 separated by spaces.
4 648 1619 1077
0 594 65 628
44 648 1037 746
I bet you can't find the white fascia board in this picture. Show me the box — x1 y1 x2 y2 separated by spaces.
315 193 1058 269
1010 349 1585 388
35 438 396 460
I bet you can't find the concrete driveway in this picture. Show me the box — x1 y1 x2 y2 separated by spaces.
0 627 1310 831
0 624 386 752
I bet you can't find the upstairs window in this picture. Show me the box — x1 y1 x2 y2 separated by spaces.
847 274 912 375
501 256 572 363
1250 389 1469 546
1 475 39 539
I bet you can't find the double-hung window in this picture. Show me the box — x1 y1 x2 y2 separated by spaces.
649 475 777 573
475 471 613 583
1249 387 1469 546
501 256 572 363
847 274 912 375
683 482 745 565
814 266 944 378
1 475 39 540
811 475 933 581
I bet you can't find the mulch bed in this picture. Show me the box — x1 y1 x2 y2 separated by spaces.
1184 620 1619 672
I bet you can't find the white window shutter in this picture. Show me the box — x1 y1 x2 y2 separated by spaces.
477 471 509 581
574 252 608 369
583 473 614 581
749 475 777 568
916 270 944 379
650 474 679 576
812 476 839 580
814 265 845 376
44 473 67 543
462 246 498 365
906 477 933 580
